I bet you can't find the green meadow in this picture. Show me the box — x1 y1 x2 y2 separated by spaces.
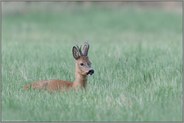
2 3 182 121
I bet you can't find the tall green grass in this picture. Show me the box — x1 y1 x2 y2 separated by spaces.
2 3 182 121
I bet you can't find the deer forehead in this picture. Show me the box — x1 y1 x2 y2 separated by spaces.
77 56 90 63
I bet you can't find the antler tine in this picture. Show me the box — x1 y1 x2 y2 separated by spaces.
79 45 83 55
75 45 79 50
75 45 82 56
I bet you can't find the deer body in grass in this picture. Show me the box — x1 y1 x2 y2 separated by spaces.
23 42 94 91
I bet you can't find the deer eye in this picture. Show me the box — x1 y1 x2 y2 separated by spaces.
80 63 84 66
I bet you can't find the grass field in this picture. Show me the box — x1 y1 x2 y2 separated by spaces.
2 3 182 121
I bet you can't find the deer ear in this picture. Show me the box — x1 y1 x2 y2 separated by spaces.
72 46 80 60
82 42 90 56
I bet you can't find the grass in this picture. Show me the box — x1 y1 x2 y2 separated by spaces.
2 3 182 121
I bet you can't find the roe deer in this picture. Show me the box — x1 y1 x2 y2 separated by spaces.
23 42 94 91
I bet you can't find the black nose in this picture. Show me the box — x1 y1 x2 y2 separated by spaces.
88 69 94 75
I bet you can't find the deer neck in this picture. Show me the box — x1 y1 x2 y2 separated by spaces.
73 74 87 88
73 65 87 88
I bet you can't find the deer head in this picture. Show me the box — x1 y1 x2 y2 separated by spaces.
72 42 94 76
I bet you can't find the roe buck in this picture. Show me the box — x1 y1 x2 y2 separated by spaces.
23 42 94 91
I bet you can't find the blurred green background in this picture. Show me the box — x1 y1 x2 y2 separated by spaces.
2 2 182 121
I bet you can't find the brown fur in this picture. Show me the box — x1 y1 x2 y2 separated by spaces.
23 42 93 92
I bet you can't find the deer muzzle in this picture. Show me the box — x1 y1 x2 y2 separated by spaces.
87 69 94 75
